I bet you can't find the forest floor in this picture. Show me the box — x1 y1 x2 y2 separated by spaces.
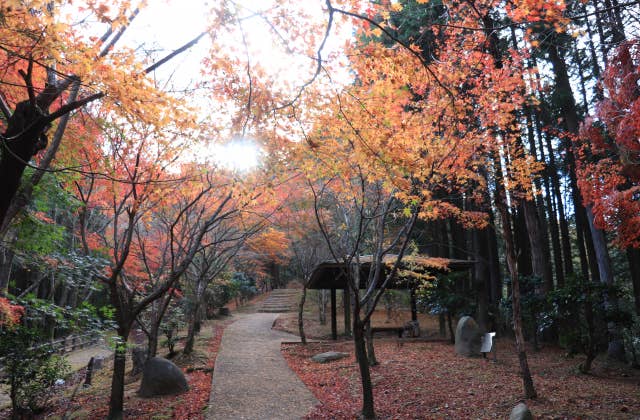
30 317 232 420
276 308 640 419
0 302 266 420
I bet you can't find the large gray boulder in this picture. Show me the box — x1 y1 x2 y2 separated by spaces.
454 316 482 357
311 351 349 363
509 402 533 420
138 357 189 397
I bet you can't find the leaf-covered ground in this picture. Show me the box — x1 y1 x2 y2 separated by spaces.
282 337 640 419
31 319 230 419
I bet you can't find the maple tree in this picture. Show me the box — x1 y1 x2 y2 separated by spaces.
0 296 22 327
577 40 640 249
0 0 206 234
0 0 639 418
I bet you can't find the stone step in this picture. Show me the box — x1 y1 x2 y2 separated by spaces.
258 307 296 313
262 300 298 304
267 292 300 296
260 302 298 307
258 289 301 313
260 303 297 307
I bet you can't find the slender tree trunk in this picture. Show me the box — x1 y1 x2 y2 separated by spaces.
298 285 307 345
535 119 565 286
499 212 537 398
542 128 574 278
183 300 200 355
0 247 15 294
628 247 640 316
494 154 537 399
147 321 160 359
447 311 455 344
439 313 446 338
318 290 327 325
108 329 130 420
343 288 352 336
148 293 174 358
353 316 375 419
365 319 378 366
514 207 533 277
586 207 625 360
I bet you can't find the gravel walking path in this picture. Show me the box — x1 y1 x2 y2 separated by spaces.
207 312 317 420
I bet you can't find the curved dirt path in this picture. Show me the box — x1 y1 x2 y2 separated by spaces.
207 312 317 420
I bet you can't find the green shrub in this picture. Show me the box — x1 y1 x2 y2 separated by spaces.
622 314 640 368
0 325 71 416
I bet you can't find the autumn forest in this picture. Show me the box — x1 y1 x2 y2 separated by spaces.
0 0 639 419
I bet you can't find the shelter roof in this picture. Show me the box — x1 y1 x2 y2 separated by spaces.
307 254 474 290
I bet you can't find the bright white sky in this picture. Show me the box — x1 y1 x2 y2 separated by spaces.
112 0 353 171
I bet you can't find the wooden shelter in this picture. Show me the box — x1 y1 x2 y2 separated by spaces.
306 254 474 339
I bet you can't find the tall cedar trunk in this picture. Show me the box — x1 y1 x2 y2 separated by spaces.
298 285 307 344
531 54 576 280
522 200 552 291
547 42 623 359
514 207 533 277
627 247 640 315
546 43 598 279
543 127 575 278
586 207 625 360
522 105 554 291
534 116 565 286
472 227 489 331
581 273 598 373
601 0 626 44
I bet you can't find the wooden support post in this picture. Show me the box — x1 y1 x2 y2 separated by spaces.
343 288 351 336
410 288 418 321
331 288 337 340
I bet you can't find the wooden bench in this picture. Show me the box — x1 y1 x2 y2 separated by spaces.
370 326 404 338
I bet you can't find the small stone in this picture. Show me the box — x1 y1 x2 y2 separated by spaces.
509 402 533 420
311 351 349 363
